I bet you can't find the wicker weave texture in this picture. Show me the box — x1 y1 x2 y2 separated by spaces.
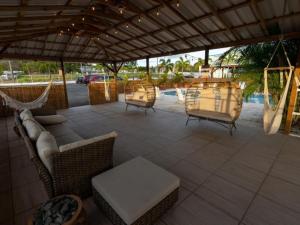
93 187 178 225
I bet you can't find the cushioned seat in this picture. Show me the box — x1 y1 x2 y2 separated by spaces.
92 157 180 225
188 109 233 122
125 100 149 107
45 124 83 146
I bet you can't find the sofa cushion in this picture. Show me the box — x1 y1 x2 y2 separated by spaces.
22 119 45 141
59 131 117 152
92 157 180 225
45 124 83 146
20 109 33 121
188 109 233 122
34 115 67 125
36 131 59 173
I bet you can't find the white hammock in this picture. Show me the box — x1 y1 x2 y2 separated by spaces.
104 77 110 101
264 41 294 135
0 81 52 110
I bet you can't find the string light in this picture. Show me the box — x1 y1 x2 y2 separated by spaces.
91 6 95 11
138 16 141 23
67 28 70 32
176 0 180 7
106 34 109 37
97 37 100 40
72 23 75 27
119 8 123 14
126 24 129 28
156 9 160 16
115 30 118 34
82 17 85 21
76 35 79 38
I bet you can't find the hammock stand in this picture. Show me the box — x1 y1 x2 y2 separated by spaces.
0 81 53 111
264 41 294 135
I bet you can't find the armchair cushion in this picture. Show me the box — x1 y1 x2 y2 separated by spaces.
20 109 33 121
22 118 45 141
59 131 118 152
36 131 59 173
34 115 67 125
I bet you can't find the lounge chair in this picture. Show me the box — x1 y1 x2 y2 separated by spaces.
185 81 243 135
124 81 156 114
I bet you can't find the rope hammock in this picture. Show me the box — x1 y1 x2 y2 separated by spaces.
104 76 111 101
264 41 294 135
0 81 52 110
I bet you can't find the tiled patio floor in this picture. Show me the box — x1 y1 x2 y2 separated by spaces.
1 102 300 225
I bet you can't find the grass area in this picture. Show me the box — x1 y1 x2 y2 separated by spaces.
1 73 81 83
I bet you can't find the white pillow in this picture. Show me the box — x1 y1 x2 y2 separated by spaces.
20 109 33 121
59 131 118 152
34 115 67 125
22 119 45 141
36 131 59 173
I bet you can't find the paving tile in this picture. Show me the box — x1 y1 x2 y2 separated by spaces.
162 194 238 225
0 191 14 223
0 163 11 192
144 150 181 169
11 165 39 189
169 160 211 188
231 150 274 173
184 144 232 172
259 176 300 213
271 160 300 186
243 195 300 225
195 175 254 220
216 161 266 192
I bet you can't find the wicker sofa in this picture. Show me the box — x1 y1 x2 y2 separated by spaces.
14 108 117 198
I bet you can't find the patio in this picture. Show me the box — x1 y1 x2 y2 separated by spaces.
2 102 300 225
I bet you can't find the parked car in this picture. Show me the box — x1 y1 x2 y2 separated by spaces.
76 74 122 84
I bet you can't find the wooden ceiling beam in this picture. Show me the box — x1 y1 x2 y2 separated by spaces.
0 14 80 23
201 0 242 41
250 0 269 35
0 5 85 11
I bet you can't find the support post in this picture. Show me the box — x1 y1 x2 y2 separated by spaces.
285 50 300 134
103 62 123 102
59 59 69 108
204 48 209 67
146 57 150 80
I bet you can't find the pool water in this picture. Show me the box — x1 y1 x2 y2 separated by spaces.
163 90 268 105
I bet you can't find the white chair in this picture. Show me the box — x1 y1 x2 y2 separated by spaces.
176 88 185 103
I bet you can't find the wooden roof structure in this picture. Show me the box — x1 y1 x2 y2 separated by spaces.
0 0 300 63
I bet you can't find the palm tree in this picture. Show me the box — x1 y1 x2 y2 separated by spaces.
193 58 205 72
175 57 190 73
158 59 173 73
218 39 300 102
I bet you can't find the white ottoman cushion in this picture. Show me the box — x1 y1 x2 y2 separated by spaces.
92 157 180 224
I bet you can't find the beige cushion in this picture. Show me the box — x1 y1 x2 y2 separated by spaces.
188 109 233 122
92 157 180 225
34 115 67 125
20 109 33 121
22 119 45 141
59 131 117 152
36 131 59 173
126 100 148 107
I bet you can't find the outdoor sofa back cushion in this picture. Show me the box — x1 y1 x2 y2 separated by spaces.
36 131 59 174
34 115 67 125
20 108 33 121
22 118 46 141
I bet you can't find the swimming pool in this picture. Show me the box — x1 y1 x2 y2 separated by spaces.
163 90 267 104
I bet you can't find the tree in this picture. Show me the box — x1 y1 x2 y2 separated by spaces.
158 59 174 73
0 64 4 76
175 57 190 72
193 58 205 72
219 39 300 102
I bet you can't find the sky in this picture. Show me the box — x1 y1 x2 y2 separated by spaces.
137 47 231 67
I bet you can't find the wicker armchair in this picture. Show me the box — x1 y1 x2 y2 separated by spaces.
14 111 116 198
124 80 156 114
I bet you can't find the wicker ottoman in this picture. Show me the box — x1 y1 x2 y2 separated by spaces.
92 157 180 225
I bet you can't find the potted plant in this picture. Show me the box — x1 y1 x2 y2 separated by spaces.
172 72 184 88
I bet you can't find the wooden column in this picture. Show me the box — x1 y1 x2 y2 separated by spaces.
146 57 150 79
204 48 209 67
285 50 300 134
59 59 69 108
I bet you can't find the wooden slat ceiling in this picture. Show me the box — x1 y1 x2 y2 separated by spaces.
0 0 300 63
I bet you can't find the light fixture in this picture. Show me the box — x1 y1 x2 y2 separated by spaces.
119 7 124 14
138 16 141 23
82 17 85 21
126 24 129 28
106 34 109 37
91 6 96 11
176 0 180 7
76 35 79 38
115 30 118 34
97 37 100 40
156 9 160 16
67 28 70 32
72 23 75 27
